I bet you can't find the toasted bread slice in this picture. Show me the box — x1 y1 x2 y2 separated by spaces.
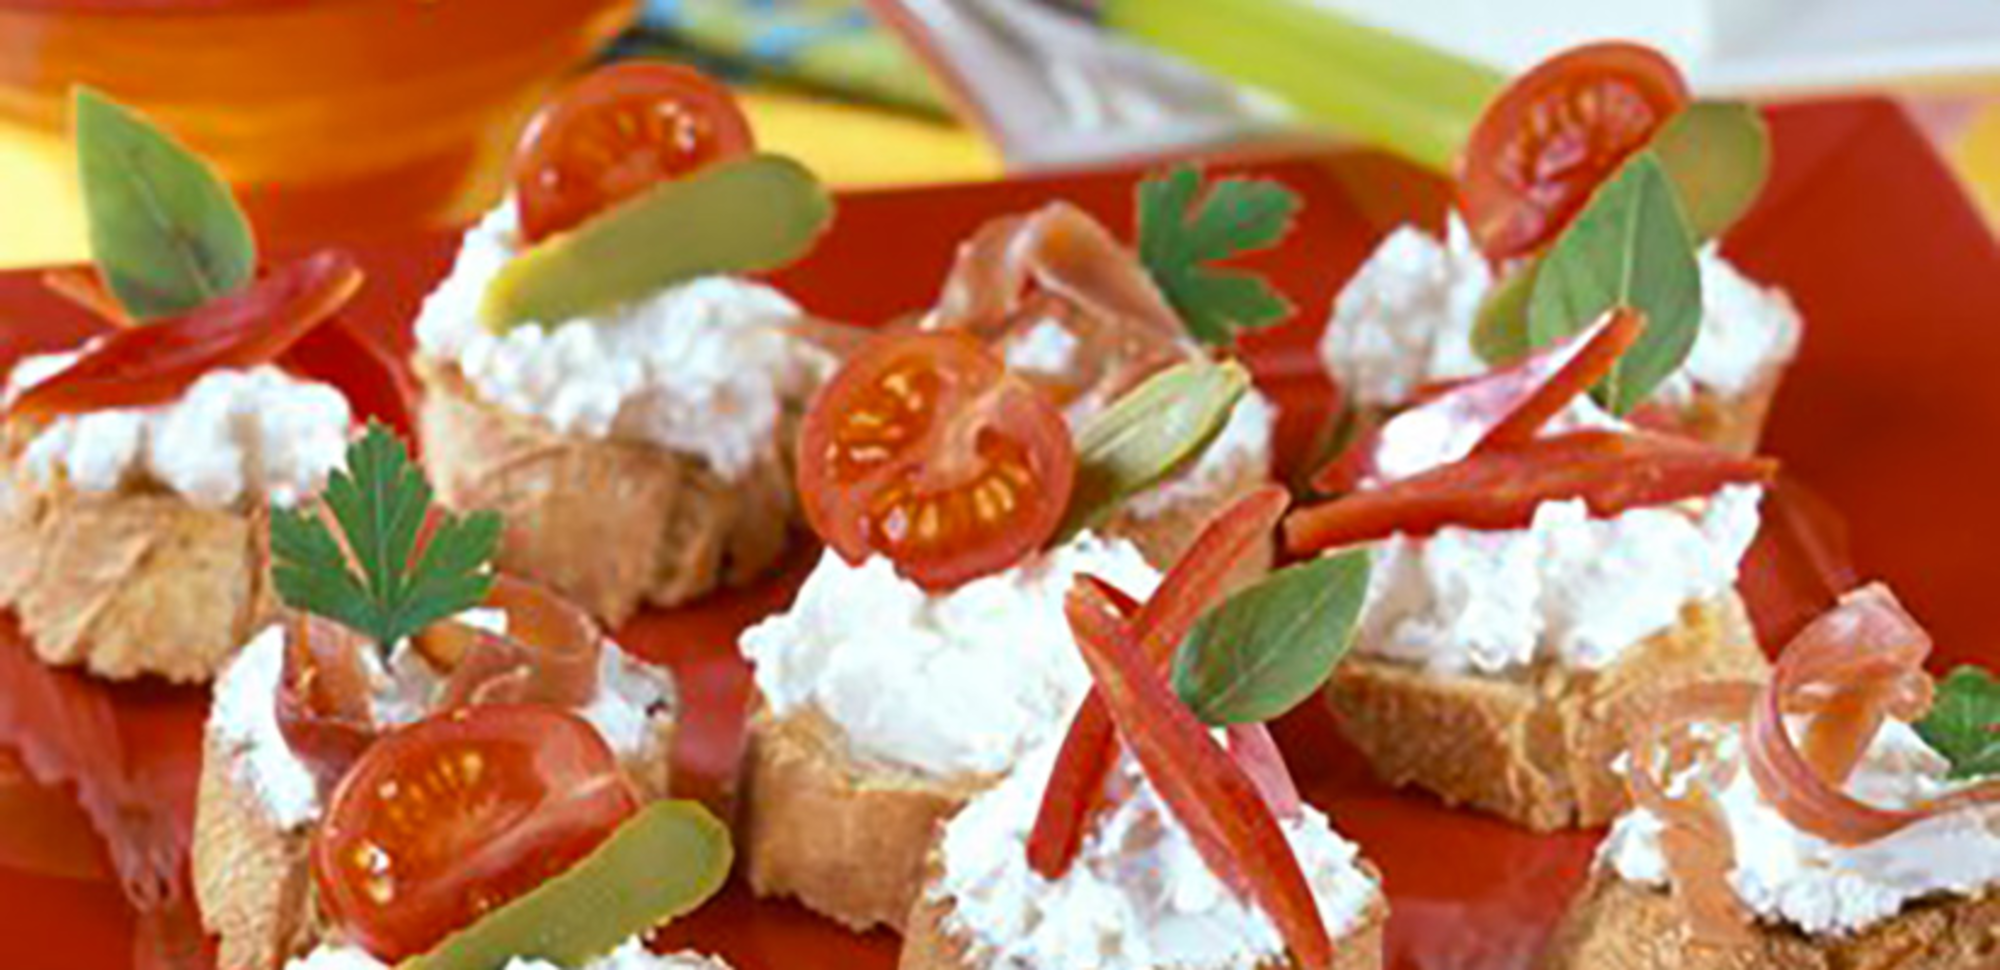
1101 443 1273 589
1544 870 2000 970
415 361 796 626
0 468 275 683
192 698 677 970
1326 594 1768 831
899 856 1389 970
740 704 989 933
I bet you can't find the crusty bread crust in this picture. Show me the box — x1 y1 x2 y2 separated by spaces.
192 696 677 970
740 704 989 934
1101 445 1273 589
1326 594 1768 831
1544 870 2000 970
415 361 796 626
0 465 275 683
898 855 1388 970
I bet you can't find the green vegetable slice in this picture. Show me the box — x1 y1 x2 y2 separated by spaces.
481 153 833 332
400 801 733 970
1058 359 1251 539
1651 100 1772 243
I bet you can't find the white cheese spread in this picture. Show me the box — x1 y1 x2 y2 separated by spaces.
1320 219 1800 408
6 356 351 509
740 533 1161 779
413 202 833 479
1603 718 2000 936
207 615 674 830
1352 485 1763 675
936 738 1378 969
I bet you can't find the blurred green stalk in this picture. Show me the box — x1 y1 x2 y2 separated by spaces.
1102 0 1504 172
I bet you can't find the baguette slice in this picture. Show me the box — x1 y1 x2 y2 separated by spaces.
740 703 990 933
192 692 678 970
1544 870 2000 970
0 466 275 683
416 361 796 626
1327 594 1768 831
900 856 1389 970
1100 441 1273 590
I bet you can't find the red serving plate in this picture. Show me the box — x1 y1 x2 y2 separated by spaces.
1 96 1997 970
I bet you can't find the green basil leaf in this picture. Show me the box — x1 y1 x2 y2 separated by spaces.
1171 549 1370 725
1915 667 2000 780
1058 359 1250 538
1652 100 1772 242
1470 256 1539 366
402 801 732 970
73 88 254 321
1527 152 1701 415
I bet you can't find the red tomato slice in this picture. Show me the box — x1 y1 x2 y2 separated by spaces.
312 705 638 962
513 62 756 243
1457 42 1689 261
8 250 363 420
1285 429 1776 554
797 331 1077 591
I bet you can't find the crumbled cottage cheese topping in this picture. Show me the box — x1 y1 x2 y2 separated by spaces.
414 202 833 479
936 739 1377 969
1319 218 1800 408
1352 485 1763 675
207 615 674 830
6 356 351 509
741 533 1161 778
289 938 726 970
1603 719 2000 936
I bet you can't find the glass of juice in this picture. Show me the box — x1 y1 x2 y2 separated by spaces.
0 0 639 245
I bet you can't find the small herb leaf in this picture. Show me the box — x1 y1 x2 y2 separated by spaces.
1171 550 1371 725
73 88 255 321
271 423 500 647
1137 165 1301 345
1059 359 1250 539
1471 255 1540 365
1651 101 1772 242
1916 667 2000 780
1527 152 1701 414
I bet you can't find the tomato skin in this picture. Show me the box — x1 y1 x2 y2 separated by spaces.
1457 42 1689 261
797 331 1077 591
513 62 755 243
311 705 638 962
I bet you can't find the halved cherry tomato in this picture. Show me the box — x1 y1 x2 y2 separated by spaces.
797 331 1077 590
8 250 363 420
312 705 638 962
1457 42 1689 261
1285 429 1776 554
513 62 756 243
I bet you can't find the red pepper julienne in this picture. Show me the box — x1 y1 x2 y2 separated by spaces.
1065 579 1334 970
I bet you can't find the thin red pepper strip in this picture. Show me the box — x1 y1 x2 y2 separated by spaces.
40 257 412 432
1227 723 1303 820
1066 579 1333 970
1027 485 1290 878
1285 429 1777 555
1310 307 1644 493
10 249 363 420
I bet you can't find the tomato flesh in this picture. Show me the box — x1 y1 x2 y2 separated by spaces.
312 705 637 962
797 331 1076 590
1457 42 1689 260
514 62 755 243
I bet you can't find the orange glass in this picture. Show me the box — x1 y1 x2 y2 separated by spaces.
0 0 639 245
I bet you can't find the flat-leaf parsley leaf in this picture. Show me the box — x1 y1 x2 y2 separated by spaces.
1136 164 1301 346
